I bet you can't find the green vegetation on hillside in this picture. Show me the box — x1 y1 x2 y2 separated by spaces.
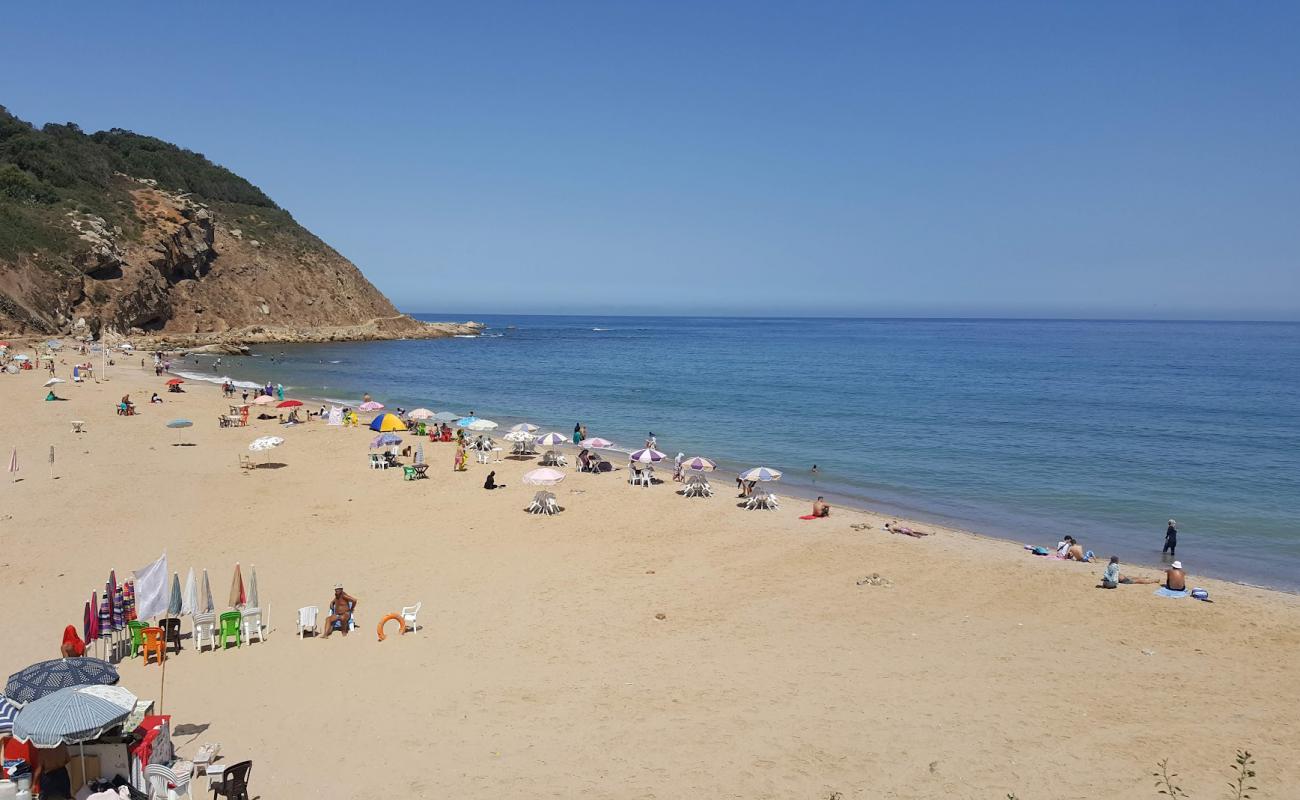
0 106 287 261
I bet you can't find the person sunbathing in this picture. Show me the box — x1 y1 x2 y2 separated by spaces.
812 497 831 517
885 521 930 537
322 584 358 638
1097 556 1159 588
1165 561 1187 591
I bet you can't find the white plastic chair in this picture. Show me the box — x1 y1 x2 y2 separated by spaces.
401 602 422 634
192 613 217 653
241 608 264 644
297 605 319 638
144 762 192 799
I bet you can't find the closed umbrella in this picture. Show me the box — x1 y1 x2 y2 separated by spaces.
522 467 567 486
182 568 197 616
12 684 137 747
5 658 119 705
0 695 18 734
629 448 667 464
201 569 214 613
167 573 183 617
416 443 425 464
248 565 260 610
8 447 17 482
229 563 246 609
535 432 568 447
739 466 783 482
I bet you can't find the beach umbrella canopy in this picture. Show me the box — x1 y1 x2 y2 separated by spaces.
229 563 246 608
167 573 183 616
276 399 303 408
358 401 384 411
119 343 133 350
629 448 668 464
369 412 407 432
5 658 119 706
165 378 184 386
682 456 717 472
522 467 567 486
370 433 402 448
252 395 277 405
0 695 18 734
535 432 568 447
248 565 260 610
12 684 137 747
407 408 435 420
455 416 478 427
43 378 65 387
248 436 284 452
739 466 783 482
582 437 614 449
166 419 193 429
431 411 459 422
182 568 197 616
201 569 214 613
12 354 30 361
466 419 498 431
503 430 534 443
510 422 539 433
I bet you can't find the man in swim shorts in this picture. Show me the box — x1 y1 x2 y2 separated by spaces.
812 497 830 517
1165 561 1186 592
322 583 358 638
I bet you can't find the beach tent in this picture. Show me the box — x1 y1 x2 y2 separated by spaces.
369 412 407 432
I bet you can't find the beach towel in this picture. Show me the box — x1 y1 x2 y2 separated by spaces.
1154 587 1188 598
799 514 824 520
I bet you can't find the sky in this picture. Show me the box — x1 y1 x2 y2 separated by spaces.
3 2 1299 319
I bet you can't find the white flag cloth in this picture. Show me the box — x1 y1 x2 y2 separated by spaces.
327 406 343 426
132 553 169 621
182 567 197 616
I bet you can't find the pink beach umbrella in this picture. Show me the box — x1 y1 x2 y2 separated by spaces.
582 438 614 449
358 401 384 411
522 467 567 486
252 395 276 406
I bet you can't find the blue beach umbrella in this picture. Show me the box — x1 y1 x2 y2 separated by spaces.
5 658 119 706
0 694 19 734
12 685 136 747
456 416 478 428
167 418 194 444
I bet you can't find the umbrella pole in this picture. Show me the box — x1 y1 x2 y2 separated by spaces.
159 618 168 715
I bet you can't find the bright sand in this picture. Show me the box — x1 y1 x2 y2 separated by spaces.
2 358 1299 799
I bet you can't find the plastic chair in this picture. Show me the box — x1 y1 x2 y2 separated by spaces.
160 617 183 653
127 620 147 658
193 613 217 652
297 606 319 638
144 761 192 799
218 611 242 649
141 626 166 666
209 760 252 800
240 608 264 644
401 602 422 634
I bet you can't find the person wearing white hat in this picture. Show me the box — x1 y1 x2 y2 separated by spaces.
1165 561 1186 592
1163 519 1178 559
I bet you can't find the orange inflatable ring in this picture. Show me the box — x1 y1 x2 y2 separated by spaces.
376 613 406 641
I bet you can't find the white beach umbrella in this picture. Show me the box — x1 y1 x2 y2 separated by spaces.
503 430 534 443
249 436 284 452
43 377 66 387
182 568 197 616
739 466 782 482
407 408 436 420
522 467 566 486
535 432 568 447
432 411 459 423
466 419 498 431
509 422 539 433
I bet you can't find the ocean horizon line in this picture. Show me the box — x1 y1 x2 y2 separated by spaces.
404 311 1300 325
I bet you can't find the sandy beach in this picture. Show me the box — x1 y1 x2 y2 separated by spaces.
2 355 1298 799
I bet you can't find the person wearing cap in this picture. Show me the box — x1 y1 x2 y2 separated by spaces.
322 584 358 638
1163 519 1178 558
1165 561 1187 592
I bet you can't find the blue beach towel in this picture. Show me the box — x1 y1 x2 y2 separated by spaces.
1154 587 1188 598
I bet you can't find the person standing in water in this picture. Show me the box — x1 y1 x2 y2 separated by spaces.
1163 519 1178 559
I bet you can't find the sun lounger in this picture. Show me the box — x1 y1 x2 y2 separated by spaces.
683 475 713 497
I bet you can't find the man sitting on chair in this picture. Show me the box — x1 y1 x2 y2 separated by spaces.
322 584 358 638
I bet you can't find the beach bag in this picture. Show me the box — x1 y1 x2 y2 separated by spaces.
1190 588 1210 601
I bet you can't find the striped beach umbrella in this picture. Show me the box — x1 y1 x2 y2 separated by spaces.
535 432 568 447
0 694 18 734
739 466 783 482
12 685 136 747
5 658 119 705
629 448 668 464
681 456 717 472
510 422 539 433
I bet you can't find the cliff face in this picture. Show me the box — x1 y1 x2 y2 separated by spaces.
0 108 474 342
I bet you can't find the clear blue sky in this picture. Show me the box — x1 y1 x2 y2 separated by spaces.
4 2 1299 319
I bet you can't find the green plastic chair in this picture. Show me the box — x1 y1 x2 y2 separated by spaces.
218 611 242 649
127 620 147 658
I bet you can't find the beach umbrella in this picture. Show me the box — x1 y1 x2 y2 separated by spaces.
201 569 214 613
165 378 184 386
535 432 568 447
123 581 136 622
43 377 65 387
432 411 459 422
5 658 119 705
96 594 109 643
510 422 539 433
407 408 435 420
248 565 260 610
7 447 17 481
368 413 407 432
503 430 534 443
416 443 425 465
46 339 62 349
276 399 303 408
166 418 193 444
119 343 133 350
252 395 276 405
740 466 783 482
682 456 717 472
182 568 197 616
582 437 614 449
167 573 183 617
0 695 18 734
466 419 498 431
630 448 668 464
12 684 136 747
370 433 403 448
249 436 284 452
229 563 246 609
358 401 384 411
522 467 567 486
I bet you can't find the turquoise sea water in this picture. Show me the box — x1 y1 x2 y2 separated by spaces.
173 316 1300 591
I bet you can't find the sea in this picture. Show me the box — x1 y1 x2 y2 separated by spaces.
169 316 1300 592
